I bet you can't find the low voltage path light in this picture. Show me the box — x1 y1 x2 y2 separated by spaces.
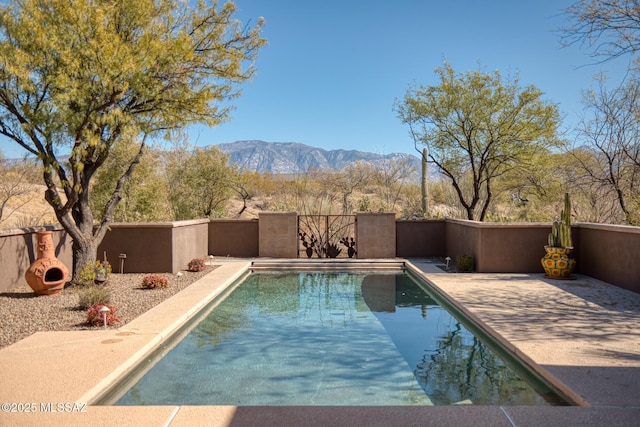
445 257 451 270
99 306 111 330
119 253 127 274
176 271 183 286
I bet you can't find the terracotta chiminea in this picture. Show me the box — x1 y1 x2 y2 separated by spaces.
25 231 69 296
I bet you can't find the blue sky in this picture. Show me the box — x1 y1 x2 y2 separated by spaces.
0 0 632 158
195 0 630 157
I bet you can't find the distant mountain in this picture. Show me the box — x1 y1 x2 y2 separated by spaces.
214 140 421 174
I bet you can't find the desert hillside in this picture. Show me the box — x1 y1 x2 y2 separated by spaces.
0 184 59 230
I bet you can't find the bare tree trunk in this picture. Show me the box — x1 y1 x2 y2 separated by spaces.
71 236 98 278
479 177 493 222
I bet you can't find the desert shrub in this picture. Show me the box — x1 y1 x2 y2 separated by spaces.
86 303 119 326
456 255 474 273
75 260 112 286
78 286 111 309
187 258 206 272
141 274 169 289
357 195 371 212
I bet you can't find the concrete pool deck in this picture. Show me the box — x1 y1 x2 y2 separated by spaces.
1 259 639 426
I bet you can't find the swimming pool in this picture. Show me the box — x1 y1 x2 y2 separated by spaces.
102 271 568 406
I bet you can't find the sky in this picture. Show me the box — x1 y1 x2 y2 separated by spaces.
0 0 633 158
199 0 630 156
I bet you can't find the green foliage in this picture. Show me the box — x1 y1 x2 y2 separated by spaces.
91 143 169 222
74 260 112 286
0 0 265 278
396 61 562 221
166 144 236 220
141 274 169 289
357 195 371 212
456 255 474 273
78 286 111 309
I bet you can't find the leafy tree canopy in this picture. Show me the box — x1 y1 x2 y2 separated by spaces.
166 144 235 220
0 0 265 278
396 61 562 221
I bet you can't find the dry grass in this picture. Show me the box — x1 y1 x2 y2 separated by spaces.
0 184 59 229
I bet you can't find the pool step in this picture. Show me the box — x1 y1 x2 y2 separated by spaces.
251 259 406 272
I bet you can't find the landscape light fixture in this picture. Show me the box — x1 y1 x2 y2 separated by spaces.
119 253 127 274
99 305 111 330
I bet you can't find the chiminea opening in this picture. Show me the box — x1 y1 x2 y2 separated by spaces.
44 267 64 283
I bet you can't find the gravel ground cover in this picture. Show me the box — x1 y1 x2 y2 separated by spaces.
0 266 217 349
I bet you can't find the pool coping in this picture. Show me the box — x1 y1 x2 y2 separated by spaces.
1 258 640 426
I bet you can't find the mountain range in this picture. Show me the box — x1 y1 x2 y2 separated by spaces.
214 140 421 174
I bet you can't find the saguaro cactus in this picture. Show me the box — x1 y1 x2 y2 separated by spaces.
548 193 573 248
421 147 428 215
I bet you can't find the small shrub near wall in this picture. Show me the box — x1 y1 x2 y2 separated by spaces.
187 258 206 272
75 260 112 286
78 286 111 309
456 255 474 272
141 274 169 289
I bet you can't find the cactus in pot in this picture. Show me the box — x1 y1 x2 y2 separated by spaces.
548 192 573 248
542 193 576 279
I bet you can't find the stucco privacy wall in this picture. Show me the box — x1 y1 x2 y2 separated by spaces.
444 220 554 273
98 219 208 274
396 220 446 258
356 212 396 258
0 226 72 293
1 216 640 293
258 212 298 258
578 223 640 293
209 219 259 257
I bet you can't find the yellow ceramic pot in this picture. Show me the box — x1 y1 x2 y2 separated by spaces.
541 246 576 279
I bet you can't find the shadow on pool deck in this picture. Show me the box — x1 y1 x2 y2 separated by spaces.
1 259 639 426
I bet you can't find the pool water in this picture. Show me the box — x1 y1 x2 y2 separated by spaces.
112 272 566 406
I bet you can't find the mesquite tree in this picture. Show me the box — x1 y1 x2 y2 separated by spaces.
396 62 562 221
0 0 265 280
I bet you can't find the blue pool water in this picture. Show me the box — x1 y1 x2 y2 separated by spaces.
111 272 566 406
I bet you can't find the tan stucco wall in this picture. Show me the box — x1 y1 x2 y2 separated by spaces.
209 219 259 257
356 212 396 258
445 220 552 273
1 217 639 293
578 223 640 293
258 212 298 258
171 221 209 272
396 220 446 258
98 219 209 274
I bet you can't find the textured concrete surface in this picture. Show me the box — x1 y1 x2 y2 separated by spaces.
408 259 640 409
1 258 639 426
